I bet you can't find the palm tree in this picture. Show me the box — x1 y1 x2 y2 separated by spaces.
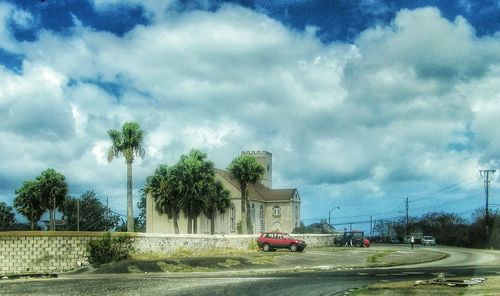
203 180 231 235
36 168 68 231
146 164 181 234
14 180 44 230
176 149 215 234
227 155 264 234
107 121 145 232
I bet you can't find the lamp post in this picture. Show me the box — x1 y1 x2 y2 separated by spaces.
328 206 340 226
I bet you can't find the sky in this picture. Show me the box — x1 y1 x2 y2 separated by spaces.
0 0 500 232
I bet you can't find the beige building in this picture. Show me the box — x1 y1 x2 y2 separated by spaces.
146 151 301 234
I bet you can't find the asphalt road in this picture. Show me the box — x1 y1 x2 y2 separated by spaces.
2 246 500 296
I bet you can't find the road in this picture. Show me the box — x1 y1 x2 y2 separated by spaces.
1 246 500 296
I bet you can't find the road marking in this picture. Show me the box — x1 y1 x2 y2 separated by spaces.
403 271 425 275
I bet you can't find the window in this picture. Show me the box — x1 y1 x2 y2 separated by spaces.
259 205 265 232
272 205 281 216
230 206 236 232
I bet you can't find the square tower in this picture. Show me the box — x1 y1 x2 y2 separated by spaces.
241 150 272 188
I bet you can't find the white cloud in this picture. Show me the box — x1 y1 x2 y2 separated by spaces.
1 4 499 224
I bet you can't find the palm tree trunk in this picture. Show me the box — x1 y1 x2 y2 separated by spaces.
172 209 180 234
187 215 192 234
193 216 197 234
240 184 247 234
210 210 215 235
246 197 253 234
127 162 134 232
31 220 35 231
49 208 53 231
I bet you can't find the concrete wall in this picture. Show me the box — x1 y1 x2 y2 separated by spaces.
0 231 336 275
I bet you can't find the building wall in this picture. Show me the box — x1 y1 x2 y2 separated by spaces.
0 232 337 276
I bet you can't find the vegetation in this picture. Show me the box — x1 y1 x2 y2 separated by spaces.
351 276 500 296
107 121 145 232
203 180 231 235
88 233 135 265
13 169 68 231
227 155 264 234
373 209 500 249
176 150 216 234
136 189 146 232
36 168 68 231
62 191 120 231
146 150 231 234
0 201 15 230
146 164 181 233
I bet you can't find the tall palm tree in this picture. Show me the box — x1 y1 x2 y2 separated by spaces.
14 180 44 230
36 168 68 231
176 149 215 234
227 155 264 234
203 180 231 235
146 164 181 234
107 121 145 232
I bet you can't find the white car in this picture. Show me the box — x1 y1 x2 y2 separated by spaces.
421 236 436 246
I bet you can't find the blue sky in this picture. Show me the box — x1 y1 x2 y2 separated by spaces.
0 0 499 232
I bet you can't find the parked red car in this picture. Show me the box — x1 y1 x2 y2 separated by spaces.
257 232 307 252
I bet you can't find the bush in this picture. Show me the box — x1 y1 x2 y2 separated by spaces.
88 233 135 265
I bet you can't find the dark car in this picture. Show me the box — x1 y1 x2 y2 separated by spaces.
334 230 370 247
257 232 307 252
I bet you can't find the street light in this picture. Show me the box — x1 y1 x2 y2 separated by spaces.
329 206 340 226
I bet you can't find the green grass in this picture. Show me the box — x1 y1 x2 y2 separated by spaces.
351 276 500 296
90 249 283 273
366 250 394 264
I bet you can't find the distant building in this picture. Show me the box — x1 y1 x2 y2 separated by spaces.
146 151 301 234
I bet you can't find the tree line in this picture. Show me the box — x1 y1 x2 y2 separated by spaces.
1 121 266 234
372 209 500 249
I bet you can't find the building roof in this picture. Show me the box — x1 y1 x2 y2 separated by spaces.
215 168 299 202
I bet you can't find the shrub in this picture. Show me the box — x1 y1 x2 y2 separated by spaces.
88 233 135 265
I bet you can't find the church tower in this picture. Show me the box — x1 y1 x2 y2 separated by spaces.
241 150 272 188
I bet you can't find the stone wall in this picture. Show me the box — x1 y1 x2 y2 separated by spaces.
0 231 336 275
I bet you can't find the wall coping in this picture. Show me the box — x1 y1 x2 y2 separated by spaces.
0 231 337 238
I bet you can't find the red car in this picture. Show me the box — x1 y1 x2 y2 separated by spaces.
257 232 307 252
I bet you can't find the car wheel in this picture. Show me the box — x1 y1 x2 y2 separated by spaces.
298 247 304 252
289 243 298 252
263 243 271 252
356 241 363 247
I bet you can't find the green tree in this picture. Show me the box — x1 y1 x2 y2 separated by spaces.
227 155 264 234
107 121 145 232
14 180 44 230
0 201 15 230
203 180 231 235
176 150 215 234
36 168 68 231
136 189 147 232
62 191 120 231
146 164 181 234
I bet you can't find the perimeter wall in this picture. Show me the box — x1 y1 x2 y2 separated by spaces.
0 232 336 275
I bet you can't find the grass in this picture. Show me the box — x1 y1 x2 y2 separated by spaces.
366 250 394 264
351 276 500 296
89 248 283 273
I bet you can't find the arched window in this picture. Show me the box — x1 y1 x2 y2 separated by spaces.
260 205 265 232
272 205 281 217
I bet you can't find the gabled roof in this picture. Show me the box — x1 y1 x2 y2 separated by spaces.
215 168 299 202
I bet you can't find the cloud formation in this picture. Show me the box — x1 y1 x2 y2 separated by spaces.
0 3 499 222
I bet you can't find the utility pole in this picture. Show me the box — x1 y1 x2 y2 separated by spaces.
77 199 80 231
370 216 373 236
480 169 496 236
405 197 409 235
